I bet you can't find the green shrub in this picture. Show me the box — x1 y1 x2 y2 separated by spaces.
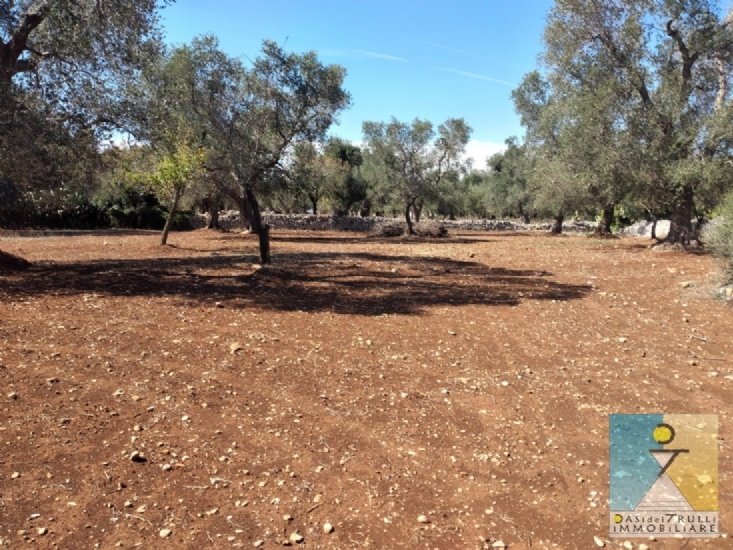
96 186 167 229
703 190 733 284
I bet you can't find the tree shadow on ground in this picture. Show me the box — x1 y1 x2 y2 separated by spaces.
1 250 591 315
0 229 160 238
271 234 497 246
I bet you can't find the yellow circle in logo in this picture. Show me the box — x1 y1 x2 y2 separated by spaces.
653 423 675 444
613 514 623 524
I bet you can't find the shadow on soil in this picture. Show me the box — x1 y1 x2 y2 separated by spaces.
1 248 591 315
271 234 497 245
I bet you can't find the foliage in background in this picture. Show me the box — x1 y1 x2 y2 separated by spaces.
514 0 733 241
703 189 733 283
361 117 471 234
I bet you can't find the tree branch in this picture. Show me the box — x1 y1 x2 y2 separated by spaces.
1 2 52 79
666 19 698 84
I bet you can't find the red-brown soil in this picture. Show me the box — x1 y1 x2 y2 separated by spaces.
0 229 731 549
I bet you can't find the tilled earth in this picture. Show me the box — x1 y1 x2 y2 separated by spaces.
0 229 731 549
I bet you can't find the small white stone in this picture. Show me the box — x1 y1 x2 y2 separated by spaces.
129 450 146 462
253 540 264 548
593 535 605 547
37 527 48 536
417 514 429 524
622 542 633 550
11 472 20 479
322 522 334 534
289 532 304 544
159 528 172 538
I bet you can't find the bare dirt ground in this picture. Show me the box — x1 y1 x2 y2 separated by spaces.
0 228 731 550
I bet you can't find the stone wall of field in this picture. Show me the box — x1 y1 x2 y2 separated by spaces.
206 211 597 233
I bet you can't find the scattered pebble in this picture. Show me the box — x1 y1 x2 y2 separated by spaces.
417 514 429 524
593 535 605 547
289 532 304 544
37 527 48 536
322 522 334 534
130 451 146 463
159 528 172 538
11 472 20 479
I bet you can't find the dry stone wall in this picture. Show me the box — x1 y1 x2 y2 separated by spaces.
202 212 597 233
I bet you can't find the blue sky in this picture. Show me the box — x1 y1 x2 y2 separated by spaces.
160 0 556 166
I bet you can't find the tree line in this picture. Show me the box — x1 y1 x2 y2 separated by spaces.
1 0 732 267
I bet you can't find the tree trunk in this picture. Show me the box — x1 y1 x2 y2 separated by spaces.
651 218 658 240
161 185 183 246
518 203 530 224
206 200 220 230
245 187 271 264
310 195 318 215
665 184 694 245
405 201 414 235
236 194 251 232
550 211 564 234
412 200 423 223
594 204 615 236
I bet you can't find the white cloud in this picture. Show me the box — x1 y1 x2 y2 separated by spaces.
440 67 514 87
352 49 408 63
463 139 506 168
321 48 408 63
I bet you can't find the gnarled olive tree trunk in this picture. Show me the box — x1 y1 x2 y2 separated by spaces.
665 184 695 245
161 185 183 246
594 204 615 237
245 187 271 264
404 200 415 235
550 211 564 234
